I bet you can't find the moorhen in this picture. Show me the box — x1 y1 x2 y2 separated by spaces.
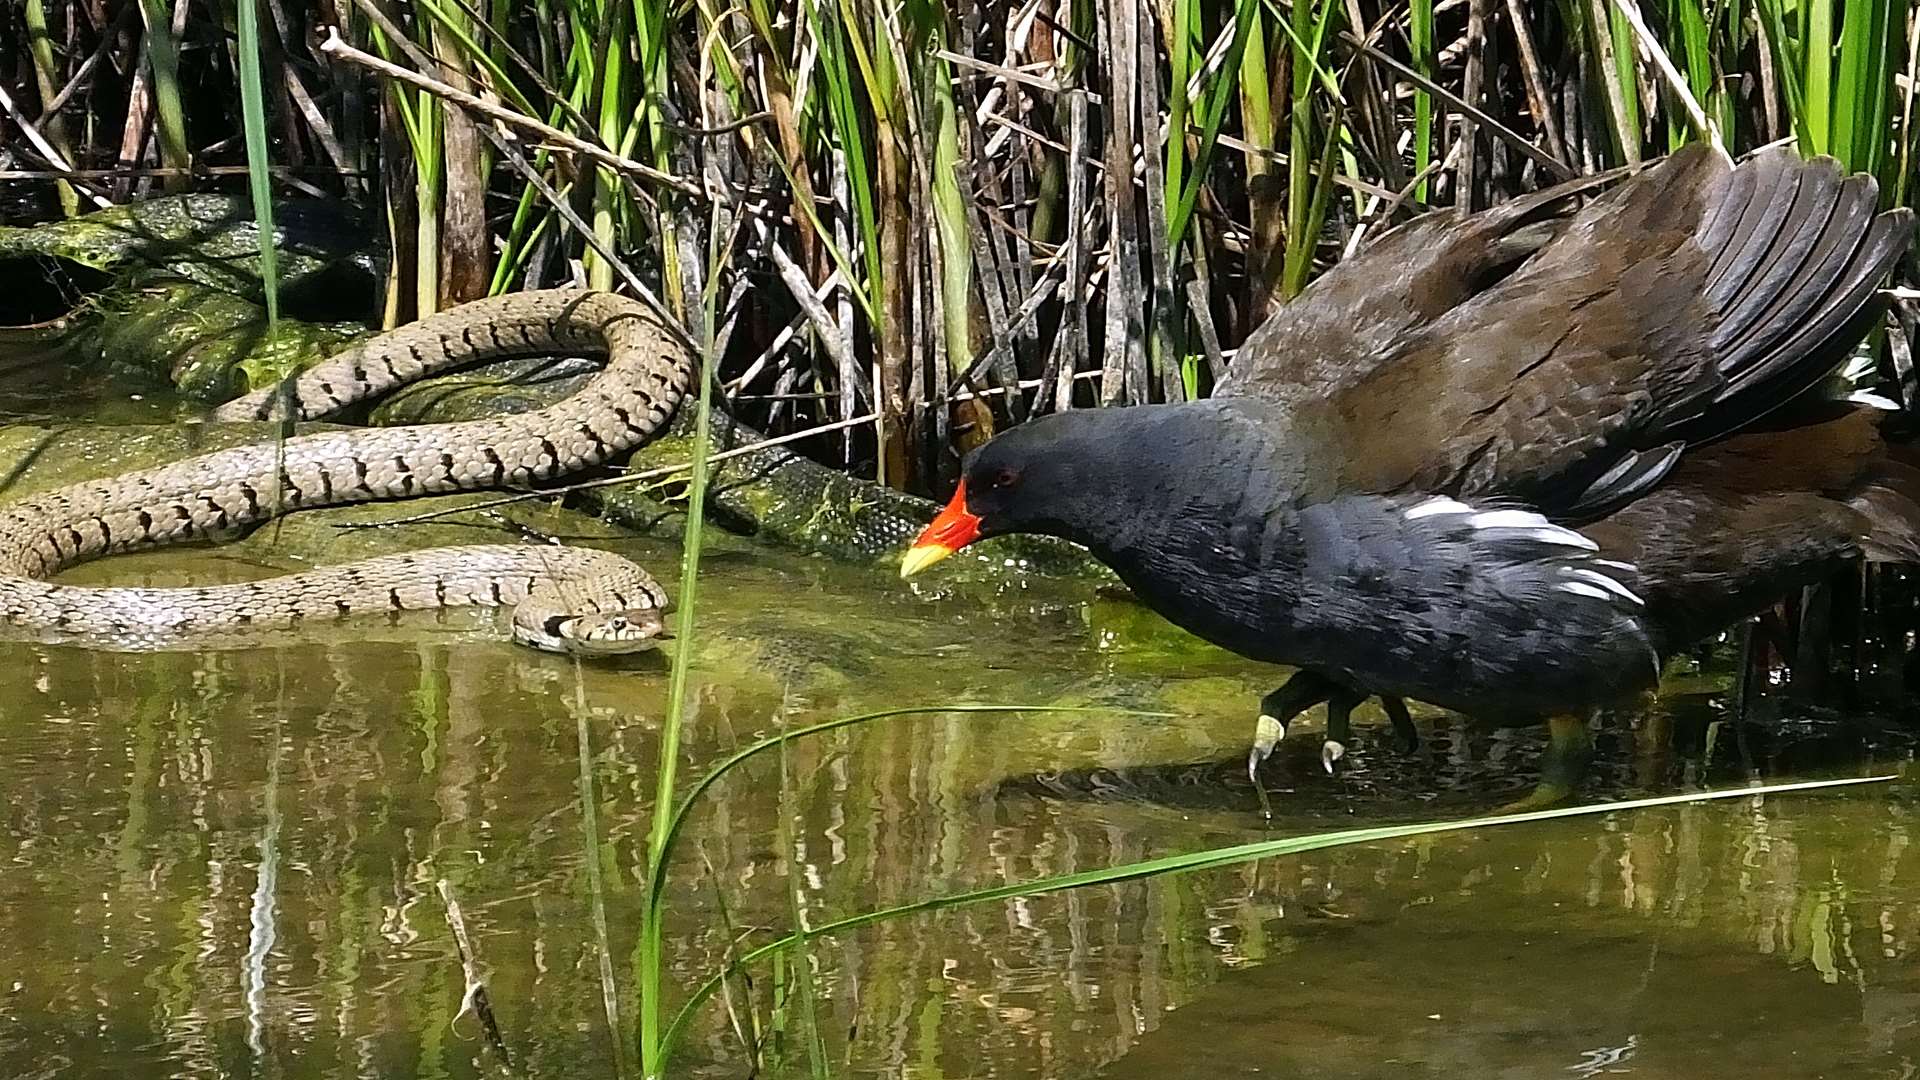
900 143 1918 806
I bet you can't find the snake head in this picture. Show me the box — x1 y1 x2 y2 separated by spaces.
515 607 671 655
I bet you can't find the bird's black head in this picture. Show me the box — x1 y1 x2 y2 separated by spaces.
900 401 1290 577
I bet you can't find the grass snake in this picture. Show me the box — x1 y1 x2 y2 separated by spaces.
0 289 692 653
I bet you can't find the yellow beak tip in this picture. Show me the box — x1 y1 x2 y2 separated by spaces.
899 544 955 579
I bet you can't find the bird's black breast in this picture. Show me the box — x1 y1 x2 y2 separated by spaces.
1108 494 1659 720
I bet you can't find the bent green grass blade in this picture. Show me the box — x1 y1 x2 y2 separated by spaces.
638 704 1170 1078
658 773 1895 1065
234 0 294 532
642 705 1175 919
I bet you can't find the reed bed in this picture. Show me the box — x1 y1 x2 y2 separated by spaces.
5 0 1915 491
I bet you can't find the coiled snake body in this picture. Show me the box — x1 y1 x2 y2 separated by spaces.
0 290 693 653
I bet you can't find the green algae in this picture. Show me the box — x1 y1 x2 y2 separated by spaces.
83 280 364 398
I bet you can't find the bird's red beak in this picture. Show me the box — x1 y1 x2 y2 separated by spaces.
901 480 982 578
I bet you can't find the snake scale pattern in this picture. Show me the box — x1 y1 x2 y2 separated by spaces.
0 289 694 652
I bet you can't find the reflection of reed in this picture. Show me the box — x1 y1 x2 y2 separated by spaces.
1 626 1916 1078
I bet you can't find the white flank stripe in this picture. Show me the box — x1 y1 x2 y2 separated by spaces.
1592 559 1637 571
1406 499 1599 549
1468 510 1598 549
1545 528 1599 550
1848 390 1901 411
1464 509 1550 529
1405 496 1472 520
1563 567 1645 606
1558 581 1614 601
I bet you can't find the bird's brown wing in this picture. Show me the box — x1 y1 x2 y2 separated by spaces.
1290 145 1910 518
1216 169 1625 407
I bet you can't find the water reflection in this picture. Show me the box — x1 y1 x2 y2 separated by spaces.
0 530 1917 1078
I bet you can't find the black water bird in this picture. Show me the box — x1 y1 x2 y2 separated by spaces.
901 143 1919 806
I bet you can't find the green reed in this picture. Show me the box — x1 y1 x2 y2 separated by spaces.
233 0 277 325
16 0 1911 460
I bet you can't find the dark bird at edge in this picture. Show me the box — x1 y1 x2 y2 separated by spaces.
901 143 1919 808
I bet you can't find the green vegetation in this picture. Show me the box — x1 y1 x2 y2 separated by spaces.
4 2 1919 1076
6 1 1912 488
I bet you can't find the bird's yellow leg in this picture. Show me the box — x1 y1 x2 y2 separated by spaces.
1493 714 1593 814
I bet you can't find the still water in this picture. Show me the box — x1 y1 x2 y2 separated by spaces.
0 378 1916 1079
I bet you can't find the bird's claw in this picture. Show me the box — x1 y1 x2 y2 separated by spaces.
1321 739 1346 774
1247 713 1286 782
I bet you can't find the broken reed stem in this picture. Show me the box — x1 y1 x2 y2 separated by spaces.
1608 0 1727 159
314 27 710 200
0 81 114 207
1339 31 1578 180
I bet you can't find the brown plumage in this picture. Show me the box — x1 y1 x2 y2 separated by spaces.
1227 145 1911 519
1587 406 1920 651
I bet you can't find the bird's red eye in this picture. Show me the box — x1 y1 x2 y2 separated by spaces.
990 467 1019 490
